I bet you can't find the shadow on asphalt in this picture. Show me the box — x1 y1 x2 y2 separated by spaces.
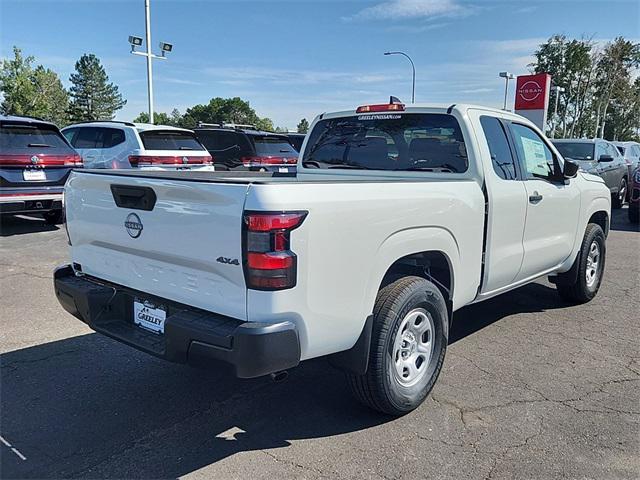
0 214 60 237
1 282 575 479
609 206 640 233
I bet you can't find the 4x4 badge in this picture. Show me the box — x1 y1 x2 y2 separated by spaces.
216 256 239 266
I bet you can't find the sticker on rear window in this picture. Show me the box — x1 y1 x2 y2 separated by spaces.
357 114 402 121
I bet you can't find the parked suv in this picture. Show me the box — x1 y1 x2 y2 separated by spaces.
1 115 82 224
194 126 298 172
62 121 212 170
553 138 628 208
613 141 640 183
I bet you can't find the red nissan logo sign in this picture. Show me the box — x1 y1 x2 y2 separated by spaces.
519 81 543 102
515 73 550 110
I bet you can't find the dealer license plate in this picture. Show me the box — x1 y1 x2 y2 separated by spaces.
133 298 166 334
23 169 46 181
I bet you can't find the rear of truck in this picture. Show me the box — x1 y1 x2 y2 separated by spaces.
54 103 485 381
55 171 303 377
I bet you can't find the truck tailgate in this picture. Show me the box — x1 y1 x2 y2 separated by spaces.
65 171 249 320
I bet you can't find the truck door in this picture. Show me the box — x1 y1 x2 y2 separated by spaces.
508 122 581 281
471 112 528 293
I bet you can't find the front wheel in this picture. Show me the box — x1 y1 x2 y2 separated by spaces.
556 223 605 304
346 276 448 416
612 177 627 209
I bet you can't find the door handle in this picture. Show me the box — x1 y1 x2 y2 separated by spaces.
529 192 543 204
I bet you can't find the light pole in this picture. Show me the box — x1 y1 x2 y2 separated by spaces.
128 0 173 124
384 51 415 103
499 71 515 111
550 85 565 138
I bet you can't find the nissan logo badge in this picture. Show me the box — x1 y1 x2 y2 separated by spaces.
31 155 39 164
124 213 143 238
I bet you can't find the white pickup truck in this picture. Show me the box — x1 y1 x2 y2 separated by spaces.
54 102 611 415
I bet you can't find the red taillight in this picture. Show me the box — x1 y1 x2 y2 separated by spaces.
128 155 213 166
243 211 307 290
241 156 298 166
356 103 405 113
0 154 82 166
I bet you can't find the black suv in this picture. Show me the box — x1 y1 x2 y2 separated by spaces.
194 126 298 172
0 115 82 224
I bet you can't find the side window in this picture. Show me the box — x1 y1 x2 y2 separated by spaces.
480 116 517 180
510 123 557 181
62 128 78 145
72 128 99 148
632 146 640 157
596 142 607 160
100 128 126 148
606 143 620 159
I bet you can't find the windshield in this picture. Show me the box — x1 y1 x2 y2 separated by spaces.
553 142 594 161
253 136 298 156
0 124 71 152
139 131 206 151
302 113 467 172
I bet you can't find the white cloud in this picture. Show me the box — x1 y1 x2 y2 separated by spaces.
348 0 468 21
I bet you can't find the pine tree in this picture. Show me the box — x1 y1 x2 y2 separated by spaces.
68 54 126 122
297 118 309 133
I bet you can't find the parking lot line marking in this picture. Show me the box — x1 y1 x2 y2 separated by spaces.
0 435 27 461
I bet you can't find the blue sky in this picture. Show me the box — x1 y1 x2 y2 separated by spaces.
1 0 638 128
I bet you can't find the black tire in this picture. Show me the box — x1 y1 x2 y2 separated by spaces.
346 276 448 416
612 177 627 209
43 209 64 225
629 205 639 224
556 223 605 304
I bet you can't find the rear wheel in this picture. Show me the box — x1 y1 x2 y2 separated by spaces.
43 209 64 225
612 177 627 209
346 276 448 416
556 223 605 304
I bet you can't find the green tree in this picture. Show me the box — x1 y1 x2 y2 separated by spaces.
593 37 640 138
68 54 126 122
133 111 175 125
296 118 309 134
0 46 69 125
180 97 272 130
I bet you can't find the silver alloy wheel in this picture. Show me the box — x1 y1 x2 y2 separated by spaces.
585 241 600 288
392 308 435 387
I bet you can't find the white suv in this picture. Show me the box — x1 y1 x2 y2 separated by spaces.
62 121 213 171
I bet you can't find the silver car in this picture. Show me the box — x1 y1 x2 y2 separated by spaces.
553 138 628 208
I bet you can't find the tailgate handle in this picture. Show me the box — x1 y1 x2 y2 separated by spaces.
110 184 157 211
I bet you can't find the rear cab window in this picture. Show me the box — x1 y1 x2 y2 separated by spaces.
139 130 206 151
302 113 468 172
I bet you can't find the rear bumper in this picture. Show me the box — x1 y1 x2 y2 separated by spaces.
0 187 63 213
53 265 300 378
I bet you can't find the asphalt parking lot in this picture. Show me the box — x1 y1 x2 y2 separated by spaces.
1 209 638 480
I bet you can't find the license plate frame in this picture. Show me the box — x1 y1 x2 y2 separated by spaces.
133 297 167 334
23 169 46 181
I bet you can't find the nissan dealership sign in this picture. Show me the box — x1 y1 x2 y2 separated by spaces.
514 73 551 130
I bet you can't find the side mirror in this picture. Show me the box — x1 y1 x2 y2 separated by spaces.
598 154 614 163
563 159 579 178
